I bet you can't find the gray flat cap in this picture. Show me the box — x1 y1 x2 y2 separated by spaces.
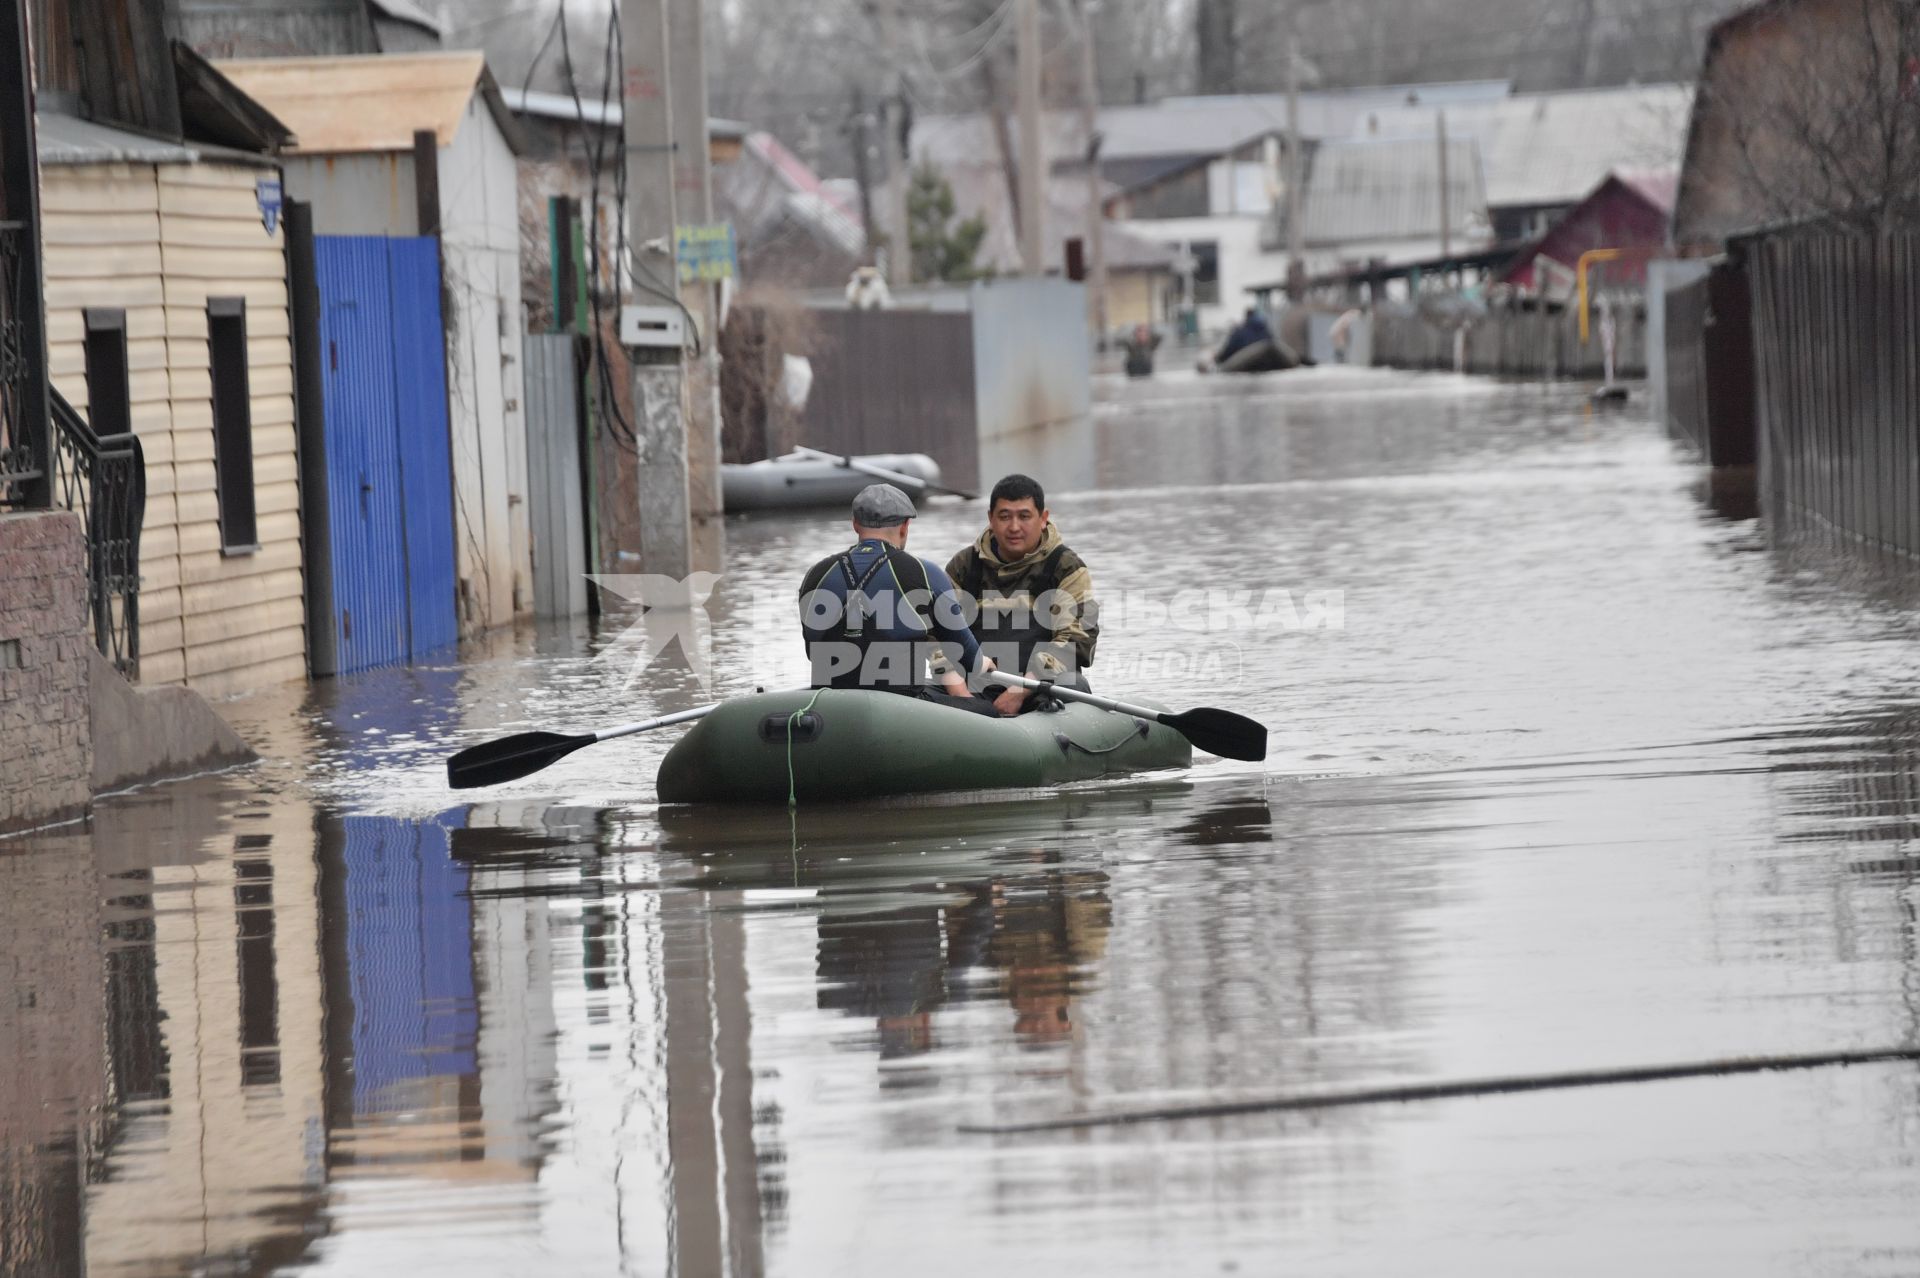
852 482 916 527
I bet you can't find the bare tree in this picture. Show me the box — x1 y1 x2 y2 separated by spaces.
1714 0 1920 233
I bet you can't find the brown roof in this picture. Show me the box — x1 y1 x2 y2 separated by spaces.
214 52 515 154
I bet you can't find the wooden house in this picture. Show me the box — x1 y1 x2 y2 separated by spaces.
37 102 307 696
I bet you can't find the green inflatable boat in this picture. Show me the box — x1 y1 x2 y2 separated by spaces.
656 688 1193 804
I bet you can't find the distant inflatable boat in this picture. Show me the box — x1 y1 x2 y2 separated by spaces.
722 452 944 511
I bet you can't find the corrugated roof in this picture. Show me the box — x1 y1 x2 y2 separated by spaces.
1299 137 1490 247
498 85 748 139
1351 83 1693 210
37 112 202 166
368 0 442 35
913 80 1511 172
215 52 507 153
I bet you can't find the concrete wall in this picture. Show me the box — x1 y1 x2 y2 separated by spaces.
969 277 1090 444
0 512 93 833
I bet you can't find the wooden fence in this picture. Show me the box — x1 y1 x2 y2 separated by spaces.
1371 305 1647 378
1748 233 1920 558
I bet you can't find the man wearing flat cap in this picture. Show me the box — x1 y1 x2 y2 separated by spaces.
797 483 997 712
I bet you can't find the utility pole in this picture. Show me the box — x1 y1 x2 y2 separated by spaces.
848 84 877 255
1017 0 1044 275
1077 0 1107 342
875 0 912 288
1437 108 1451 259
669 0 725 573
621 0 693 581
1284 31 1305 300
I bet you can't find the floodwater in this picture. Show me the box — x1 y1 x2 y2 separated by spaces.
8 366 1920 1276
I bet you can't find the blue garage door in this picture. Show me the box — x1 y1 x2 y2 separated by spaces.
316 236 457 672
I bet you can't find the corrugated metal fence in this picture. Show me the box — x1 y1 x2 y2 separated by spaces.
799 308 980 491
1749 233 1920 558
522 334 588 618
1372 305 1647 378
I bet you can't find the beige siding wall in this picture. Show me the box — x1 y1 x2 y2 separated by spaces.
41 162 305 698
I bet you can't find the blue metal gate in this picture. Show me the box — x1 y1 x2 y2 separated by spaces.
315 236 457 673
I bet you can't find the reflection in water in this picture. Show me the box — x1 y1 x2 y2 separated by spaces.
16 373 1920 1273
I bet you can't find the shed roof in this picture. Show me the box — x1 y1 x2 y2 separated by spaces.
1351 83 1693 210
214 51 521 154
496 85 749 139
38 112 202 166
1299 136 1490 247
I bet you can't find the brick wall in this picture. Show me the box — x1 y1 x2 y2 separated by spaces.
0 511 93 833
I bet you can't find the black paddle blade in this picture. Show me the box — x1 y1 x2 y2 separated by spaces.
1162 706 1269 762
447 730 595 789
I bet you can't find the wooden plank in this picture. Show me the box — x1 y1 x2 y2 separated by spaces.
162 277 287 310
156 180 276 219
40 170 161 214
41 209 166 247
42 276 167 309
157 162 282 192
173 459 218 496
165 304 290 340
141 552 180 592
159 244 288 281
181 568 304 621
139 587 183 625
180 613 306 671
42 242 165 279
137 648 186 686
251 395 297 430
253 451 299 488
179 537 302 586
178 510 300 557
139 522 179 560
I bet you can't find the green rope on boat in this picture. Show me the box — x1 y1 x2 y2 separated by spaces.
787 686 827 810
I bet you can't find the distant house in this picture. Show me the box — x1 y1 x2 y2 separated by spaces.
914 162 1174 333
715 132 867 290
1500 169 1678 297
220 52 534 639
1099 132 1289 333
912 82 1510 333
1672 0 1918 251
1290 135 1492 277
1355 84 1695 243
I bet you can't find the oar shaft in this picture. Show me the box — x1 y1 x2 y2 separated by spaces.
792 445 928 489
593 704 717 743
991 672 1160 722
793 445 977 499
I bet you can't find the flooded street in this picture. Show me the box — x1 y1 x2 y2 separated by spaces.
8 367 1920 1276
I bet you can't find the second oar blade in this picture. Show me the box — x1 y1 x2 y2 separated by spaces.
447 730 596 789
1160 706 1269 762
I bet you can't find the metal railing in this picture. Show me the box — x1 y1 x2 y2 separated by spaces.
0 218 46 507
49 388 144 678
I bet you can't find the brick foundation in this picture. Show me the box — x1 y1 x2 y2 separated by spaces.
0 511 92 833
